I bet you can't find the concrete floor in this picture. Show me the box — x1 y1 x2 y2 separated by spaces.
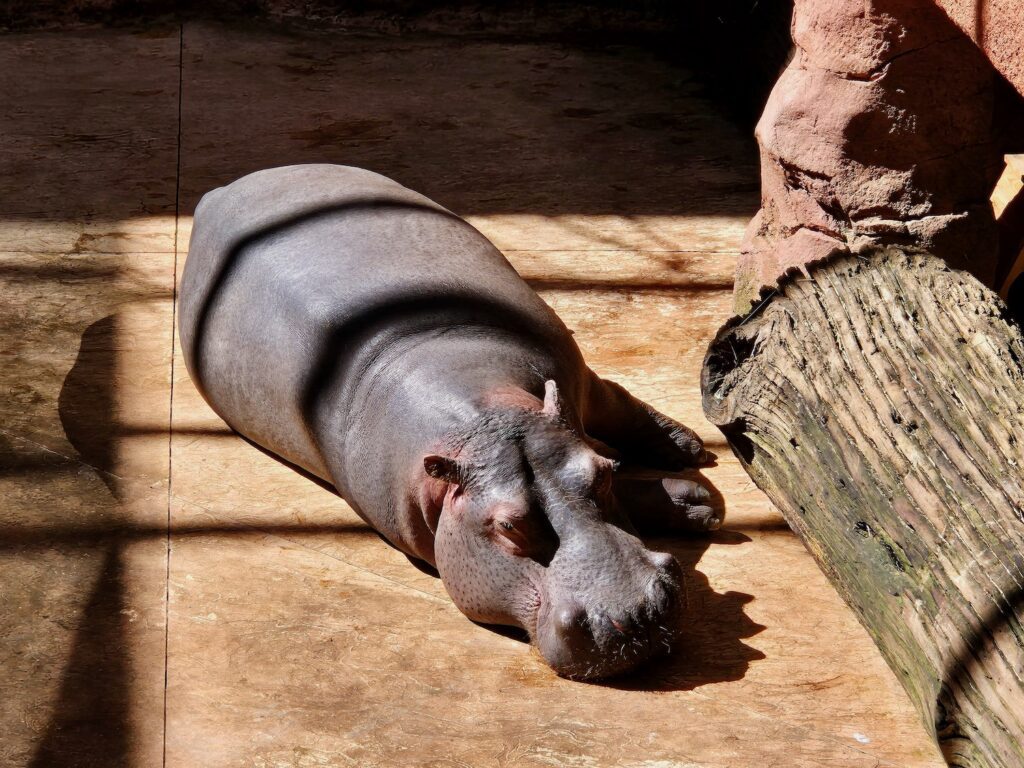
0 22 947 768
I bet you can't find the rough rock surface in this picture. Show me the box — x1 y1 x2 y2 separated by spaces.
736 0 1005 313
935 0 1024 99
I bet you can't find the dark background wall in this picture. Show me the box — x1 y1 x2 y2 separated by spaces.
0 0 794 127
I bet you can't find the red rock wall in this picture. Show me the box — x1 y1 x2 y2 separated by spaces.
735 0 1007 313
935 0 1024 99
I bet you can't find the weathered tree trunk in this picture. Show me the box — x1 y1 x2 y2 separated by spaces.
702 247 1024 768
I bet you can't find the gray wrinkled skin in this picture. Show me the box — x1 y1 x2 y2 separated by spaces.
179 165 715 680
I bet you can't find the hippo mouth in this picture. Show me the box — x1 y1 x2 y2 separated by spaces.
529 574 681 681
547 619 676 681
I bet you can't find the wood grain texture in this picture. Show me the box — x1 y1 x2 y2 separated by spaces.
703 248 1024 768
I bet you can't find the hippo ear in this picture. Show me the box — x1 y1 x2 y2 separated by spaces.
423 454 462 484
542 379 564 419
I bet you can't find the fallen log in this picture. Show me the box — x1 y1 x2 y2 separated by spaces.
702 247 1024 768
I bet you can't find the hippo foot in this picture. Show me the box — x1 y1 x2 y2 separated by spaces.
585 377 706 472
645 420 708 471
658 478 720 532
615 476 720 535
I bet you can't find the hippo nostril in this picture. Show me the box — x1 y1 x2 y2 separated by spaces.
647 577 668 611
646 567 684 621
589 609 639 643
607 613 637 636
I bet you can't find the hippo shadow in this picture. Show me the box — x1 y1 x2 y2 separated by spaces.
602 466 766 691
58 314 122 500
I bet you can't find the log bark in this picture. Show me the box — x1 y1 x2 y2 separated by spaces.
702 247 1024 768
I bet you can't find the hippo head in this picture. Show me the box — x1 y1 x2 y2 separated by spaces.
424 381 684 680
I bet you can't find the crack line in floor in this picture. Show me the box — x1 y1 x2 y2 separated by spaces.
163 21 185 768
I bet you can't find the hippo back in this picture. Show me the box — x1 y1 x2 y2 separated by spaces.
178 164 571 481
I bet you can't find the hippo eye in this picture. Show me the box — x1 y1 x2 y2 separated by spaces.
491 511 533 558
492 508 557 565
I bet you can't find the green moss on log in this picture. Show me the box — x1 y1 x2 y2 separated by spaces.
703 248 1024 768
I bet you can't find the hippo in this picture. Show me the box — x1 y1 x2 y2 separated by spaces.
178 164 717 680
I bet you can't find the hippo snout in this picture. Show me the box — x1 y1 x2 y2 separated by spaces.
538 553 684 680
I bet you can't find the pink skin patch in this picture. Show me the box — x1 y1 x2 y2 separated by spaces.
480 385 545 413
417 473 449 535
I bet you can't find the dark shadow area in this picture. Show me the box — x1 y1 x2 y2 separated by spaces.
935 578 1024 754
58 315 121 500
0 2 791 149
28 545 130 768
0 262 122 282
617 535 765 692
0 520 376 551
993 79 1024 306
1003 271 1024 329
722 517 793 534
167 23 763 221
181 93 759 223
995 76 1024 156
0 11 770 230
998 182 1024 326
607 469 765 691
0 431 79 477
0 31 179 231
121 425 233 438
665 1 794 129
471 619 530 644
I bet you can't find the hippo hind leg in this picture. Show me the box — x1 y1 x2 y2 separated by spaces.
582 376 717 534
583 376 705 470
